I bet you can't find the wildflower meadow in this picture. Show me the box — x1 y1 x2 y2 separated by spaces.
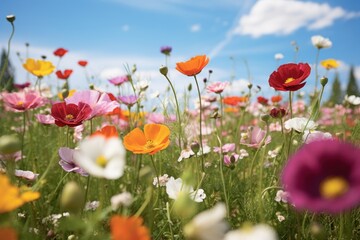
1 12 360 240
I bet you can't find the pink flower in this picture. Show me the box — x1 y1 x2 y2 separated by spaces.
213 143 235 153
240 126 271 148
58 147 88 176
224 154 239 166
35 114 55 125
108 75 128 86
2 90 46 112
206 81 229 94
15 170 39 181
65 90 119 119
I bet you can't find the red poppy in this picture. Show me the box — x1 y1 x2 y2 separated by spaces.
51 102 92 127
269 63 311 91
78 60 88 67
53 48 68 57
257 96 268 105
56 69 73 80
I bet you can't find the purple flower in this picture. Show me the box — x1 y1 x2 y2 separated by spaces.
58 147 88 176
118 95 139 107
282 140 360 213
108 75 128 86
160 46 172 56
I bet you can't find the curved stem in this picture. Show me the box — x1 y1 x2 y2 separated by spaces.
193 75 204 171
0 22 15 89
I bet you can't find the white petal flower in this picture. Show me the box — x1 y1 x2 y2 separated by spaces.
111 192 133 210
284 117 317 132
74 136 126 179
311 35 332 49
274 53 284 60
224 224 279 240
184 203 228 240
344 95 360 105
165 177 206 202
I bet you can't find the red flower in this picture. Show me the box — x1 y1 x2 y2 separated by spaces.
78 60 88 67
271 95 282 103
53 48 68 57
56 69 73 80
270 107 286 119
257 96 268 105
269 63 311 91
51 102 92 127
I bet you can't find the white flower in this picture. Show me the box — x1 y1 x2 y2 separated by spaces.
284 117 317 132
197 145 211 156
178 148 195 162
153 174 170 187
150 90 160 99
111 192 133 210
166 177 206 202
276 212 285 222
74 136 126 179
311 35 332 49
274 190 289 203
224 224 279 240
344 95 360 105
135 79 150 92
239 149 249 159
85 201 100 211
274 53 284 60
302 130 332 144
184 203 228 240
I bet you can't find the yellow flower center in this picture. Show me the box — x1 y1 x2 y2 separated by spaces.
17 101 24 106
96 155 107 167
65 114 74 120
320 176 349 199
145 140 155 149
285 77 295 84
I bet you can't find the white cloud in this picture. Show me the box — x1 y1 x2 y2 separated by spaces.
233 0 360 38
190 24 201 32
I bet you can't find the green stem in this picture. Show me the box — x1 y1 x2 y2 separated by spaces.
193 75 204 172
314 48 320 92
288 91 293 119
21 111 26 161
219 93 224 136
163 74 182 150
0 21 15 90
83 176 91 214
216 135 230 218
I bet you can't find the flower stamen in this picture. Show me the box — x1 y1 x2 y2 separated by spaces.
320 176 349 199
96 155 108 167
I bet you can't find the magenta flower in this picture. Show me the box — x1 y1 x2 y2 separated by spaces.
118 95 139 107
2 90 46 112
65 90 119 119
13 82 31 90
206 81 229 94
108 75 128 86
58 147 88 176
240 126 271 148
282 140 360 213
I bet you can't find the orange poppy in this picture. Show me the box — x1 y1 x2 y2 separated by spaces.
271 95 282 103
110 215 150 240
176 55 209 76
223 96 248 106
0 228 17 240
91 125 118 139
123 123 170 155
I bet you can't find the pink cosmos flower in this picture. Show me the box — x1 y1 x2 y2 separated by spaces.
35 114 55 125
108 75 128 86
240 126 271 148
118 95 139 107
206 81 229 94
2 90 47 112
65 90 119 119
213 143 235 153
15 170 39 181
58 147 88 176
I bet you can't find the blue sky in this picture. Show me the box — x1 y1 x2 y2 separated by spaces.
1 0 360 100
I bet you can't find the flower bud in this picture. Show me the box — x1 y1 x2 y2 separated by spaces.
190 142 200 154
188 83 192 92
248 83 253 89
6 15 15 23
320 77 328 87
0 135 21 154
89 84 95 90
159 66 168 76
60 181 84 214
260 114 270 123
270 107 286 119
61 89 69 99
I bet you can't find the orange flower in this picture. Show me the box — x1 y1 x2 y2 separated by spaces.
91 125 118 139
223 96 248 106
0 228 17 240
271 95 282 103
176 55 209 76
110 215 150 240
123 123 170 155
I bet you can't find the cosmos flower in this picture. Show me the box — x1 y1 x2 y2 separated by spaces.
274 53 284 60
284 117 318 133
73 136 126 179
51 102 92 127
240 126 271 148
0 174 40 214
224 224 278 240
206 81 229 94
311 35 332 49
56 69 73 80
2 90 47 112
58 147 88 176
110 215 150 240
165 177 206 202
302 130 332 144
53 48 68 57
118 95 139 107
176 55 209 76
23 58 55 77
123 123 170 155
281 140 360 213
320 59 339 70
344 95 360 106
257 96 269 105
13 82 31 90
269 63 311 91
271 95 282 104
91 125 118 139
223 96 249 106
108 75 128 86
111 192 133 210
183 203 228 240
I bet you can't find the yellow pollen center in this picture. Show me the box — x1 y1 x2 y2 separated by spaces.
145 140 155 149
65 114 74 120
17 101 24 106
96 155 107 167
320 177 349 199
285 77 295 84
